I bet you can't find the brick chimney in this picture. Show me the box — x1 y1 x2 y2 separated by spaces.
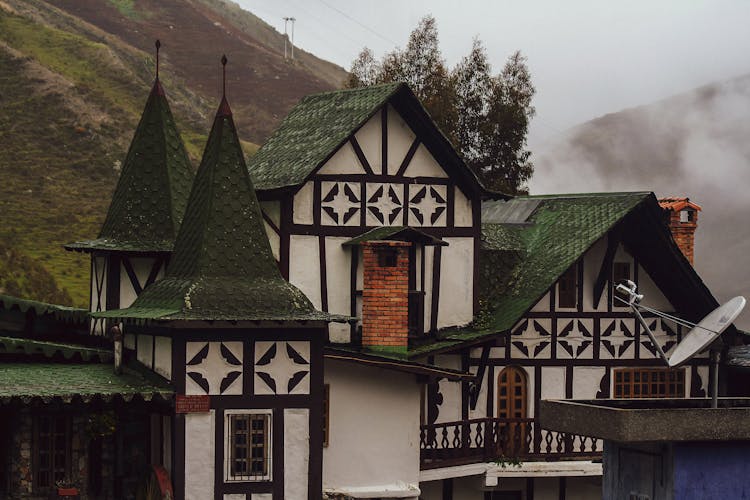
361 240 411 352
658 197 701 265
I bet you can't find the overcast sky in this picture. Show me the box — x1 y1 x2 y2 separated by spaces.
236 0 750 148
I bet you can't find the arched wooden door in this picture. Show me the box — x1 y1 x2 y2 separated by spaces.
496 366 528 456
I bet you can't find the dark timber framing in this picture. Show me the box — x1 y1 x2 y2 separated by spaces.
381 106 388 176
350 137 374 176
430 246 442 333
161 327 326 500
319 236 328 312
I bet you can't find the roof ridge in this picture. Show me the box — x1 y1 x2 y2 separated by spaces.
518 191 652 199
301 81 403 100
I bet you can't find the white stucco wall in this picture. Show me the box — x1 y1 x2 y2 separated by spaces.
318 140 366 175
185 411 215 500
454 187 473 227
582 237 607 312
354 112 382 171
137 334 153 367
638 262 674 311
434 355 462 423
530 292 551 313
386 104 416 175
119 257 159 309
293 182 314 225
284 408 310 499
323 360 421 492
572 367 606 399
153 336 172 380
263 221 280 261
403 143 448 179
541 367 566 400
289 234 322 309
438 237 474 328
325 237 352 343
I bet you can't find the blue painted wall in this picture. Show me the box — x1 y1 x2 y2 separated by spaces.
674 442 750 500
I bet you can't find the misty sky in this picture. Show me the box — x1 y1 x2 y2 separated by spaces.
236 0 750 148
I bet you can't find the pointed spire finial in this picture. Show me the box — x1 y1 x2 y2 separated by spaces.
155 39 161 81
217 55 232 116
221 54 228 98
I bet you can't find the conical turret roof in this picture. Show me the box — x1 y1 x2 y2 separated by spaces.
97 94 340 323
65 79 194 253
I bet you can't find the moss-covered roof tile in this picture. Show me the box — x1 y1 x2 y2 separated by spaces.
0 294 88 323
65 80 194 253
0 363 172 402
96 96 344 323
408 192 654 358
0 336 112 362
247 83 402 191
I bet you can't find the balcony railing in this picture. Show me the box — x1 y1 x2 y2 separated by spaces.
420 418 602 469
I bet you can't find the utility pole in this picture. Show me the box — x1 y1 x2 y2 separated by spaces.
283 17 296 60
289 17 295 60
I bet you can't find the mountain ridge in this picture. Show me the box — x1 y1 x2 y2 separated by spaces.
0 0 347 306
532 72 750 329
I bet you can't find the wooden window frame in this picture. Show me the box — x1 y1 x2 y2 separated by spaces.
224 410 272 482
497 366 528 419
32 414 72 491
557 264 578 309
613 368 685 399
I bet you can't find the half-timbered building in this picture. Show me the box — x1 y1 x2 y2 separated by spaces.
0 66 740 500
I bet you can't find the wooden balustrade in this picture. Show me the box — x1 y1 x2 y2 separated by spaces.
419 418 601 469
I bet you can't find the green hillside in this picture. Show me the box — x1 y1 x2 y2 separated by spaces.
0 0 345 307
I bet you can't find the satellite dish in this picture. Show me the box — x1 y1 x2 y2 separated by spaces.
616 281 746 408
668 296 746 367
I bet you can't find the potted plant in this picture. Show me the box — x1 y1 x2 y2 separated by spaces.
55 478 79 497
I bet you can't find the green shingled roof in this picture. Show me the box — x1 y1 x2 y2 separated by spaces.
408 192 653 358
65 80 194 253
0 363 172 402
248 83 402 191
0 336 112 362
342 226 447 247
96 97 342 323
0 294 88 324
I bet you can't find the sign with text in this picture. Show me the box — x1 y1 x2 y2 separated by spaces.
175 394 211 413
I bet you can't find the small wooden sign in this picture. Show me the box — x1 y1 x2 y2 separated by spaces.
175 394 211 413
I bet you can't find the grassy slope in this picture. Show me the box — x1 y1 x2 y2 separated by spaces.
0 0 341 307
0 3 251 306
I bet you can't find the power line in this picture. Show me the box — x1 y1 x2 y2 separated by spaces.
315 0 398 46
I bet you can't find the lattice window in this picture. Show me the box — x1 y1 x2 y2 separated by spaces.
33 415 71 490
613 368 685 398
226 412 271 481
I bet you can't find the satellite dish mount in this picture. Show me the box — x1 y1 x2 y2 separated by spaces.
615 280 746 408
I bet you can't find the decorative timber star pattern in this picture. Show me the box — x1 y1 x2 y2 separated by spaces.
185 341 243 395
254 341 311 395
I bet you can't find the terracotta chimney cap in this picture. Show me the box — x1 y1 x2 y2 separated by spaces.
658 197 702 212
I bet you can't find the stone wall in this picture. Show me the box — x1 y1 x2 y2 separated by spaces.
5 409 117 500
